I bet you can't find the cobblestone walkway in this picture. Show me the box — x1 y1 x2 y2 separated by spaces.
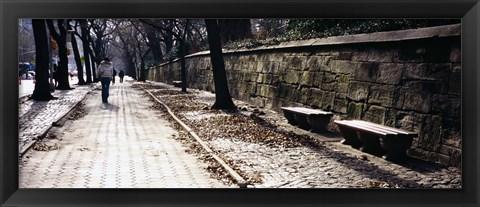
210 138 459 188
19 84 95 152
142 81 462 188
19 82 229 188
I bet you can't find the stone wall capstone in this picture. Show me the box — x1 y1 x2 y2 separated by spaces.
148 24 461 167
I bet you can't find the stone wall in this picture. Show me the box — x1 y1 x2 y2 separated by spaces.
148 24 461 167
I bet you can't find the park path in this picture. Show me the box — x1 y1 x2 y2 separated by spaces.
19 81 229 188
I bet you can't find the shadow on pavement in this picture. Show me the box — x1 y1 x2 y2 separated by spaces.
301 140 425 188
248 112 455 188
101 103 119 112
394 156 454 173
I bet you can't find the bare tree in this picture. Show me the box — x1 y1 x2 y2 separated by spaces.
19 19 36 63
87 19 116 82
89 19 109 64
30 19 56 101
177 20 190 92
139 19 190 91
46 19 72 90
185 20 207 53
79 19 93 83
141 19 207 60
205 19 236 110
130 20 153 82
88 43 98 82
68 20 85 85
144 24 163 64
113 20 139 79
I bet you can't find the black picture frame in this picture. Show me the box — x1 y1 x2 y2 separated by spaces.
1 0 479 206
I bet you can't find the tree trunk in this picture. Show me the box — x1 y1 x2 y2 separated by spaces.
145 26 163 64
164 20 175 61
180 20 190 92
140 60 146 82
118 34 137 79
87 34 100 82
94 37 103 65
89 50 98 82
205 19 236 110
69 22 85 85
80 20 93 83
126 51 137 79
139 47 152 82
47 19 72 90
30 19 55 101
57 38 71 89
179 41 187 92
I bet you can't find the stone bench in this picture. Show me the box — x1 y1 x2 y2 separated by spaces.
172 81 182 87
281 107 333 132
334 120 417 161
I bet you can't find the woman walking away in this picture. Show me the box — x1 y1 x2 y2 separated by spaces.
97 58 114 103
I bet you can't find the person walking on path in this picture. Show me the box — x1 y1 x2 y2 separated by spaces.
118 70 124 83
111 68 117 85
96 58 114 103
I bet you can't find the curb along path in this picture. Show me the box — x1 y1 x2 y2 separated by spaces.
141 86 248 188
